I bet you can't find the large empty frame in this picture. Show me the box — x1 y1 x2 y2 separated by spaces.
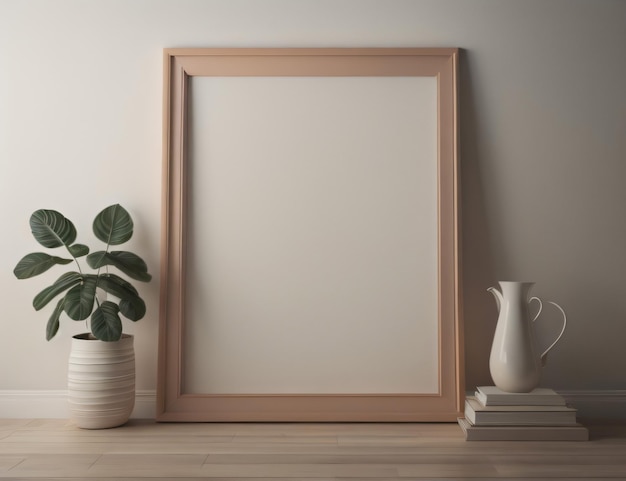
158 48 462 422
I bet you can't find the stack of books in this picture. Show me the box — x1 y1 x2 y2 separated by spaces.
458 386 588 441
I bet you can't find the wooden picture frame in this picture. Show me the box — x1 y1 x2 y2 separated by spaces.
157 48 462 422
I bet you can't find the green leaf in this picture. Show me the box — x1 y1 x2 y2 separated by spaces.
68 244 89 258
93 204 133 246
46 298 65 341
63 276 97 320
87 251 152 282
97 273 146 321
85 251 107 269
91 301 122 341
13 252 72 279
97 273 139 296
33 272 83 311
29 209 77 248
119 297 146 321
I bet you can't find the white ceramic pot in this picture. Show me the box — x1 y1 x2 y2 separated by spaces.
67 333 135 429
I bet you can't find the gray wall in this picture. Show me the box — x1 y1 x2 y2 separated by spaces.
1 0 624 409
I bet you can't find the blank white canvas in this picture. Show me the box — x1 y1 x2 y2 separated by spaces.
183 76 439 394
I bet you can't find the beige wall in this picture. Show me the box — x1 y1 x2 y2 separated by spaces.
1 0 624 402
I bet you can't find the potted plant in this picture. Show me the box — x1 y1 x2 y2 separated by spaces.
13 204 152 429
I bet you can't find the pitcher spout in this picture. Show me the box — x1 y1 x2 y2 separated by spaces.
487 286 504 312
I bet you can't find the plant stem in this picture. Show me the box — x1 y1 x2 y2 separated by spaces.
64 246 84 276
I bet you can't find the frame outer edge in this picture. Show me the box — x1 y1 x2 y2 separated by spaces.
157 48 463 422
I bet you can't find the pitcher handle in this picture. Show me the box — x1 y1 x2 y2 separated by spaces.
529 296 543 322
539 301 567 366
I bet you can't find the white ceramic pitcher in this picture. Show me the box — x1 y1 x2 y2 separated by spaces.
488 281 567 393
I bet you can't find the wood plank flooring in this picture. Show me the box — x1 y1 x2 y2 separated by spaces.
1 419 625 479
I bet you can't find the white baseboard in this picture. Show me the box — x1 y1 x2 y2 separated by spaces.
0 390 156 419
1 389 624 421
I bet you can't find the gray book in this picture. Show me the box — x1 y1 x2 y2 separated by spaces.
476 385 566 406
465 397 577 426
458 417 589 441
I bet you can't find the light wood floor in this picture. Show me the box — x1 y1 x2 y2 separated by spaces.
1 419 625 480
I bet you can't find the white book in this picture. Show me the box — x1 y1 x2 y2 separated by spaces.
465 397 577 426
458 417 589 441
476 385 566 406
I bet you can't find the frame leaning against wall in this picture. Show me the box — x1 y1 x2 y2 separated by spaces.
157 48 462 422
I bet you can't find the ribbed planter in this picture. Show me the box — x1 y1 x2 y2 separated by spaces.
67 333 135 429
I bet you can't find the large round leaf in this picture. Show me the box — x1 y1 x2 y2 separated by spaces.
33 272 83 311
97 273 139 296
91 301 122 341
87 251 152 282
63 276 97 320
29 209 77 248
14 252 72 279
97 273 146 321
119 296 146 321
93 204 133 246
